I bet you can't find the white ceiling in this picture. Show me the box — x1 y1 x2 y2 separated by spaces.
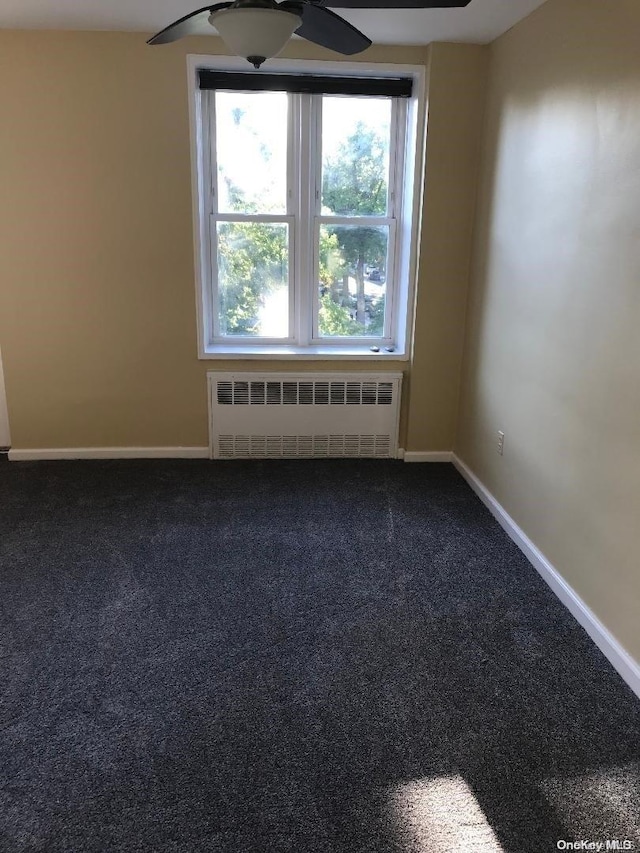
0 0 547 45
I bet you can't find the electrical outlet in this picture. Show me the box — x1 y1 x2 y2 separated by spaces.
497 430 505 456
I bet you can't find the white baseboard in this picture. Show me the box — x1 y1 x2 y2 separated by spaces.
8 447 210 461
452 454 640 700
403 451 453 463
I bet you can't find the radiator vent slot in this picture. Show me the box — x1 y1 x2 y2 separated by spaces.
217 434 392 459
217 379 394 407
209 373 402 460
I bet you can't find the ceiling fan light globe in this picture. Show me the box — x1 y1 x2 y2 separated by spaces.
209 8 301 65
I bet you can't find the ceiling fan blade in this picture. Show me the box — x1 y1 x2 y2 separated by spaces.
147 3 231 45
285 3 371 55
318 0 471 8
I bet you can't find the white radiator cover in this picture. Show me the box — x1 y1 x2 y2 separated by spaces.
208 372 403 460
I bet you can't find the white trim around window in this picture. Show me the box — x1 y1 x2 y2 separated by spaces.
186 54 426 360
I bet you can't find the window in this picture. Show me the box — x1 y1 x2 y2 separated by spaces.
188 57 425 358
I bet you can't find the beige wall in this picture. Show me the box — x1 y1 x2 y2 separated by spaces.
408 42 488 451
457 0 640 659
0 30 486 452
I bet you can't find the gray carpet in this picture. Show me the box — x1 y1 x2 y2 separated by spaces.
1 459 639 852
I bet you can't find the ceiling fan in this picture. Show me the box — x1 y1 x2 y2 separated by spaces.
148 0 472 69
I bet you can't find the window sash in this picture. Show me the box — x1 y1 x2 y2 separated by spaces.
208 89 293 218
211 215 296 343
315 95 398 221
312 217 396 344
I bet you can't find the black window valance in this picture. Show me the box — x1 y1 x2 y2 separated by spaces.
197 69 412 98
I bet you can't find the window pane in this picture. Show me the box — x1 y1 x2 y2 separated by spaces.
217 222 289 338
318 224 388 338
321 96 391 217
215 91 287 214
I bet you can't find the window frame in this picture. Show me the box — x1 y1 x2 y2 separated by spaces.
187 54 426 361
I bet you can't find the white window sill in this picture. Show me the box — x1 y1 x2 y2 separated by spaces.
200 344 409 361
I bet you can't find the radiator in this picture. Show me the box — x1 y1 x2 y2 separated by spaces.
208 372 403 459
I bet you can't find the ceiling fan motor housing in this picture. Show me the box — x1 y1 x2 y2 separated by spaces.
209 4 302 66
